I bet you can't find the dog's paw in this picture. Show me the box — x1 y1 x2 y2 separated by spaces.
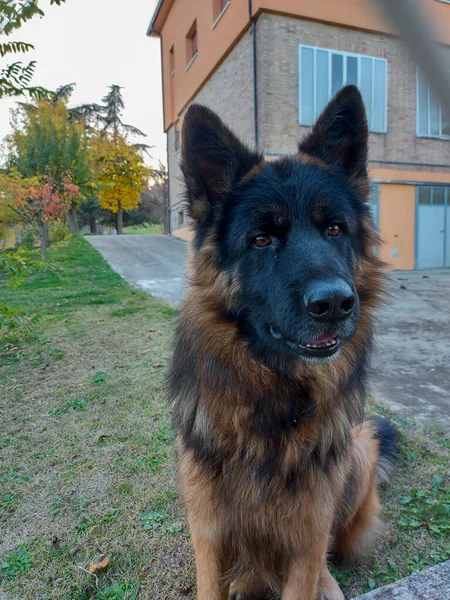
230 593 270 600
318 566 345 600
319 588 345 600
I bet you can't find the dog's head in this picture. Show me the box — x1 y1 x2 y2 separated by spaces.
181 85 384 368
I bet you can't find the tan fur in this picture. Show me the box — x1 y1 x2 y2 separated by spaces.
298 151 327 168
174 100 388 595
178 422 383 598
240 159 266 185
172 93 392 599
174 222 387 598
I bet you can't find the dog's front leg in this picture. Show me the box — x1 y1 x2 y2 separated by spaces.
318 565 345 600
282 541 328 600
190 526 229 600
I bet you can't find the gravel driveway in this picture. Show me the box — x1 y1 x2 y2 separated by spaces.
87 234 450 433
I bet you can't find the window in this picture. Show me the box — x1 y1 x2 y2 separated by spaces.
178 210 185 227
213 0 230 25
418 186 449 205
299 45 387 133
169 45 175 77
186 20 198 68
416 70 450 138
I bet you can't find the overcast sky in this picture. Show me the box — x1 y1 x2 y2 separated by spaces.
0 0 165 167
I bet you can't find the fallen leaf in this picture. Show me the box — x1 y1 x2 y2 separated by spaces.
88 553 110 574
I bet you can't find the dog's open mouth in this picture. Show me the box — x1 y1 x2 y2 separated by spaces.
269 326 341 359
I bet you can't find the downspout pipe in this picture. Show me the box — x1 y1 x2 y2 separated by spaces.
148 25 171 235
248 0 259 150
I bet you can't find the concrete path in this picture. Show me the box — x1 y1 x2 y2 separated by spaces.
374 269 450 434
87 234 187 306
87 235 450 433
352 560 450 599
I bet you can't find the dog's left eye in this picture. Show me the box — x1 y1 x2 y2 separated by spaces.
253 234 272 248
327 224 342 238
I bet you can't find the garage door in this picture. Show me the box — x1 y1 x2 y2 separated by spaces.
446 205 450 268
416 186 449 270
369 183 379 229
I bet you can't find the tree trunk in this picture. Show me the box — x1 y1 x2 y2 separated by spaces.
89 216 98 234
163 184 170 235
38 220 49 261
117 202 123 235
66 206 79 234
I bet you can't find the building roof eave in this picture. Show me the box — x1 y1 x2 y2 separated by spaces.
146 0 167 36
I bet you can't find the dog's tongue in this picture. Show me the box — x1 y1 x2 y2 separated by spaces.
308 332 335 345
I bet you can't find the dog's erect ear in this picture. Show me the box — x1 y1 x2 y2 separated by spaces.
181 104 261 223
298 85 369 195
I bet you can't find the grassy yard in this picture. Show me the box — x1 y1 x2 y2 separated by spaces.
1 237 449 600
123 224 164 235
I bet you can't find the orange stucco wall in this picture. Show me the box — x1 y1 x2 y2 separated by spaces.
379 184 416 270
155 0 450 131
371 168 450 185
159 0 250 130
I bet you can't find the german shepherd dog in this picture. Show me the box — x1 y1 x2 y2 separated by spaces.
168 85 399 600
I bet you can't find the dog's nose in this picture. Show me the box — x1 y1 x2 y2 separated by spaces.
304 280 356 321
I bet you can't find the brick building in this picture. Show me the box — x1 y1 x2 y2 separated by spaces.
148 0 450 270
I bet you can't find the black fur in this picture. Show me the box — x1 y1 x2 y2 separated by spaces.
169 85 384 487
299 84 369 183
368 414 401 468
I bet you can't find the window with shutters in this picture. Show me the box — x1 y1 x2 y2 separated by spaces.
299 45 387 134
416 69 450 138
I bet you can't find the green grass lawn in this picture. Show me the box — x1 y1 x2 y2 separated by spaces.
124 224 164 235
1 237 449 599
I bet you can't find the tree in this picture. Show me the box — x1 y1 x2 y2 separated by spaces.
75 84 147 141
81 85 151 234
79 195 101 234
0 172 19 244
7 171 80 259
94 135 150 234
139 162 168 230
8 97 93 233
0 1 67 99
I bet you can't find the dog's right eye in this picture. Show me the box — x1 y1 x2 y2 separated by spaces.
253 234 272 248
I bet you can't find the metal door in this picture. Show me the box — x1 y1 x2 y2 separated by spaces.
446 204 450 268
369 183 379 230
416 187 446 270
